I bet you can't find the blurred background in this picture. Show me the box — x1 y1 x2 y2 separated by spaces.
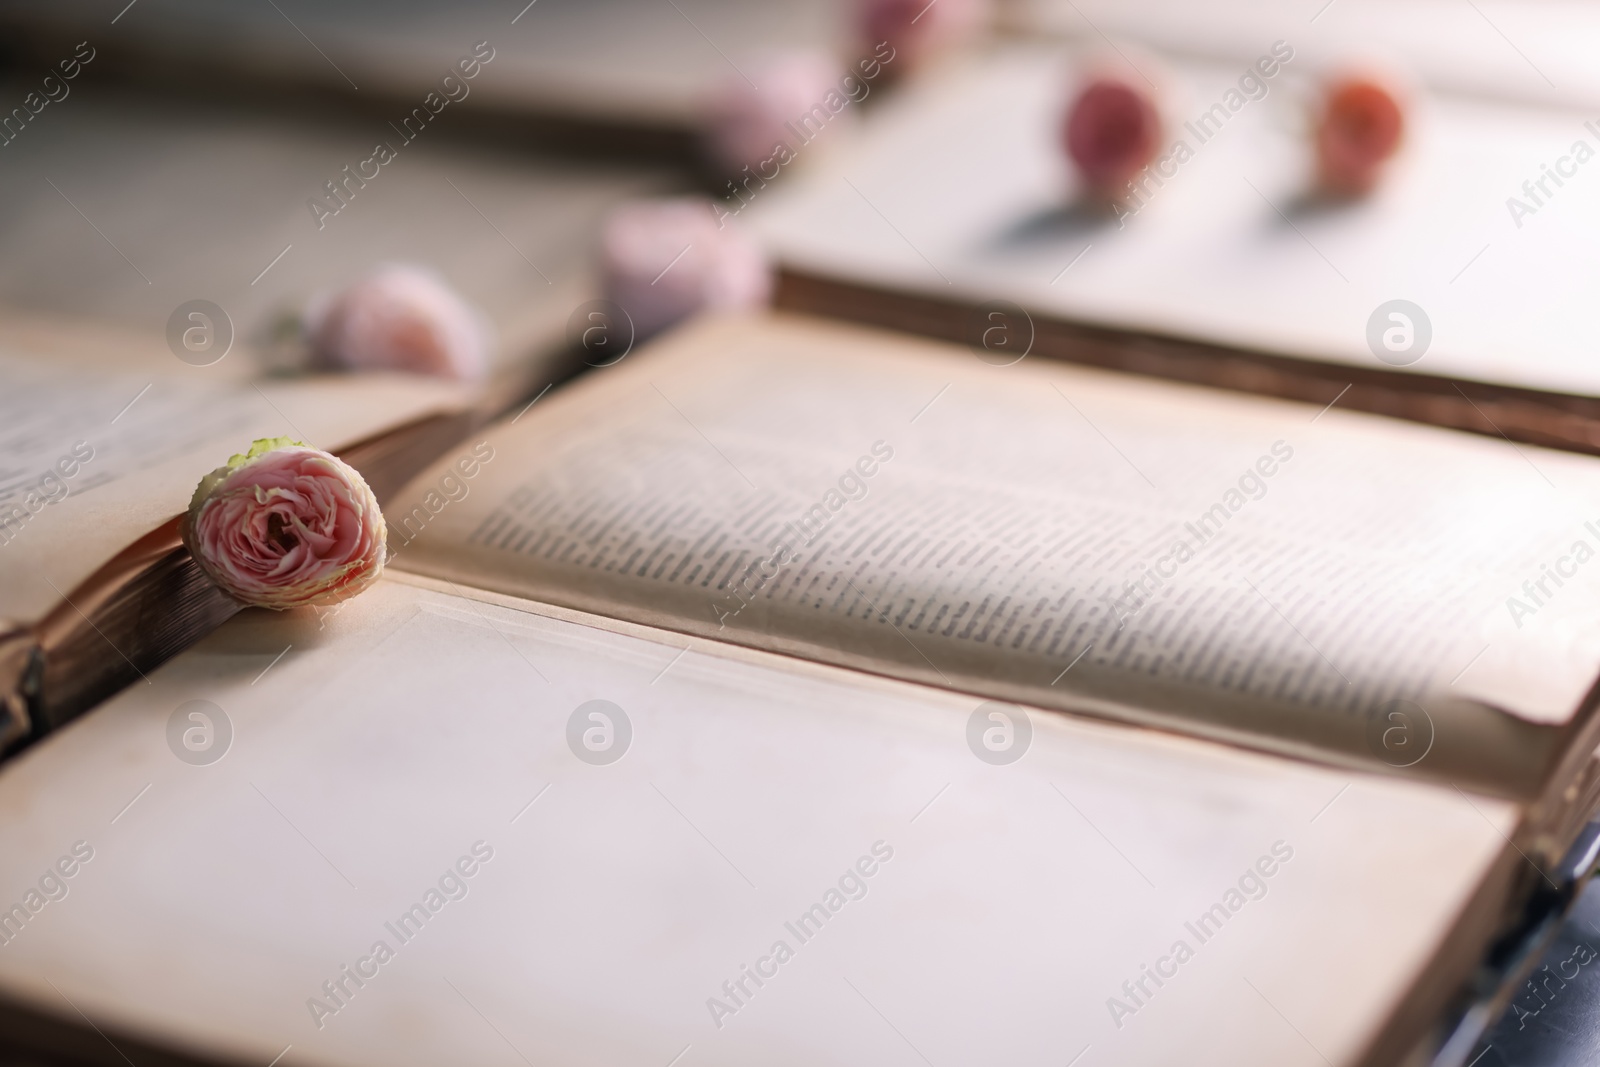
0 0 1598 401
1 0 1596 388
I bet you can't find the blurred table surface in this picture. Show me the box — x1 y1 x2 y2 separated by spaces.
0 0 847 133
1474 873 1600 1067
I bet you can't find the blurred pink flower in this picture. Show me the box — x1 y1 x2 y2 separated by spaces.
306 264 488 381
1315 71 1406 198
182 437 386 610
703 49 845 176
602 197 771 341
857 0 987 71
1064 75 1164 199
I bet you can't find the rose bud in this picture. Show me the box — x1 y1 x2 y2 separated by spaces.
1314 71 1406 198
306 264 489 381
600 197 772 342
182 437 386 611
703 50 845 178
858 0 988 74
1063 71 1164 204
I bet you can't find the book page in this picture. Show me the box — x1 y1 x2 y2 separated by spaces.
391 315 1600 788
0 573 1516 1067
0 351 464 623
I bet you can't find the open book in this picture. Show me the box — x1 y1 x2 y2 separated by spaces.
397 314 1600 812
1 313 1595 1066
750 42 1600 455
0 317 477 752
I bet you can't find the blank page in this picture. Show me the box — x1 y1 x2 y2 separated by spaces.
0 574 1514 1066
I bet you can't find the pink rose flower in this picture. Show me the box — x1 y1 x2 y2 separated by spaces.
702 49 845 176
182 437 386 610
601 197 772 341
1063 75 1164 201
857 0 988 73
1315 71 1406 198
306 264 489 381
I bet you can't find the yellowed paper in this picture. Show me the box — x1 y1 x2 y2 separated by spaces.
0 573 1516 1066
391 315 1600 776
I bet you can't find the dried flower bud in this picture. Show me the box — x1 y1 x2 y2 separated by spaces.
182 438 385 610
1315 71 1406 198
704 50 846 177
306 264 488 381
601 198 772 341
1063 73 1164 203
858 0 988 73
